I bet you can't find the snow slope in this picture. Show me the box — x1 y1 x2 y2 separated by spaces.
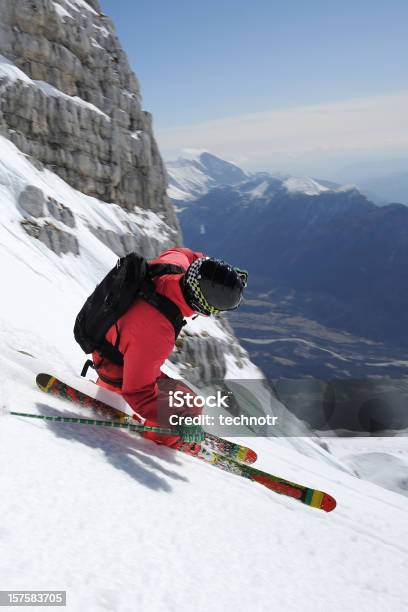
0 133 174 367
0 136 407 611
326 437 408 498
1 348 408 612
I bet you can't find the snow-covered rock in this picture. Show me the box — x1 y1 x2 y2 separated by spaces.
18 184 46 217
0 2 177 230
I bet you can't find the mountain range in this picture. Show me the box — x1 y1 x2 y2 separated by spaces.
168 152 408 377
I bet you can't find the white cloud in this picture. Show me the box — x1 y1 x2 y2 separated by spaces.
156 91 408 174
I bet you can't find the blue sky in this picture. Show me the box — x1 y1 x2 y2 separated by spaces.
99 0 408 176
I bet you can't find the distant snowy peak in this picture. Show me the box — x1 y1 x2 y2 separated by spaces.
283 177 329 196
283 177 359 198
176 148 209 162
166 158 213 202
166 152 359 203
237 173 358 202
167 151 248 200
283 177 359 197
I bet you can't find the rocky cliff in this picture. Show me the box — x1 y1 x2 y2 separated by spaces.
0 0 178 232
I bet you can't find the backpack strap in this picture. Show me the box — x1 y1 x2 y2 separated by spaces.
139 280 186 338
148 263 185 278
143 262 186 336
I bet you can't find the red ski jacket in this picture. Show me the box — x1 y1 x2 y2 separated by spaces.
93 247 204 444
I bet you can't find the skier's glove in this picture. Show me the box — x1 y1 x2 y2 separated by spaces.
178 423 205 444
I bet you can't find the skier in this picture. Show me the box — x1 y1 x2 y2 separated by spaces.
80 247 247 450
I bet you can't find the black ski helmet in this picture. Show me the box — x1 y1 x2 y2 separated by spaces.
183 257 248 316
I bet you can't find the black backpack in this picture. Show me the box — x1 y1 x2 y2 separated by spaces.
74 252 186 375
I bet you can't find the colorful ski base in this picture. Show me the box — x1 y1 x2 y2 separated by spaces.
35 373 257 465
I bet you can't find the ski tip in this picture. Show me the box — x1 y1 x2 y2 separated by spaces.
246 448 258 464
236 446 257 464
321 494 337 513
36 373 54 391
